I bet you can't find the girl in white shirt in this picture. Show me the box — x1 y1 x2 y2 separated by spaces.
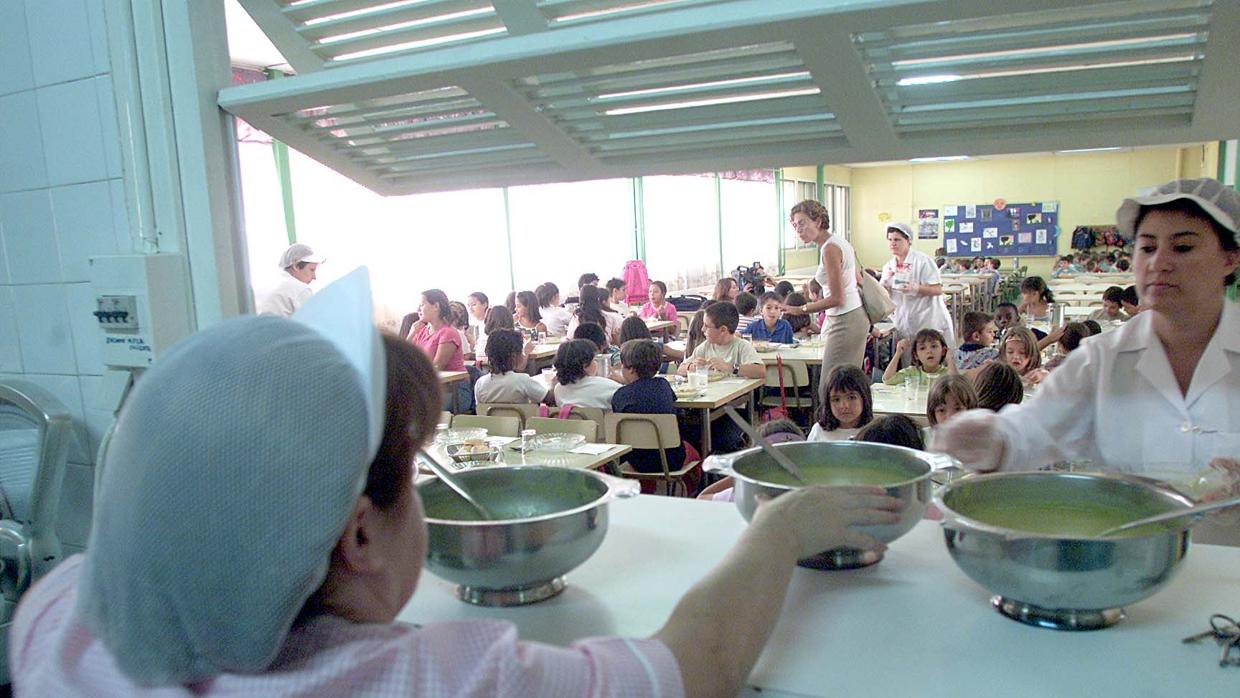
807 365 873 442
536 282 572 336
552 339 621 410
474 330 550 405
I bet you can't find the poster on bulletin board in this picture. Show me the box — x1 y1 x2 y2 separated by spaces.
942 201 1058 257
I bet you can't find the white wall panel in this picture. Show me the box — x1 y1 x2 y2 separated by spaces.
0 91 48 192
0 189 61 284
10 284 76 375
65 282 104 377
0 286 23 373
0 1 35 97
77 374 111 464
25 0 98 87
37 78 109 186
51 180 119 282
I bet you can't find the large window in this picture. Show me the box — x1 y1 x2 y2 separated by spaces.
780 179 851 250
642 175 719 291
720 176 778 279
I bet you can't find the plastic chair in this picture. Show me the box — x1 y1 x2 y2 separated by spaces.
525 416 598 443
762 360 813 420
560 405 606 441
476 403 540 428
0 380 73 683
604 413 698 497
451 414 521 437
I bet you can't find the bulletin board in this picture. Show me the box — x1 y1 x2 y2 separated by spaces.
942 201 1059 257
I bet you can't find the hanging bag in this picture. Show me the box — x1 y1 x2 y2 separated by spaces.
622 260 651 305
855 255 895 324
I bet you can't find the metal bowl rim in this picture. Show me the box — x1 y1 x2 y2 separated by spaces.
726 441 936 492
419 465 613 527
933 470 1197 541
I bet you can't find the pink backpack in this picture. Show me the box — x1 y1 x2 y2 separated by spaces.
622 260 650 305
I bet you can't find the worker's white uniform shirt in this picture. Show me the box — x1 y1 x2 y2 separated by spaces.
992 300 1240 477
880 250 954 345
256 271 312 317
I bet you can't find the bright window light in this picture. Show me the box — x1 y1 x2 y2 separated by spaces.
317 8 492 44
555 0 678 23
1057 146 1122 153
897 74 962 86
899 54 1196 86
603 87 820 115
892 33 1200 68
909 155 969 162
597 72 811 101
330 26 505 62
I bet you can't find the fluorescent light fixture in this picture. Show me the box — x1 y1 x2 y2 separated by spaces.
598 72 811 101
1057 147 1122 153
318 8 492 44
892 33 1199 69
330 26 505 61
897 74 962 86
909 155 969 162
602 87 820 115
555 0 675 23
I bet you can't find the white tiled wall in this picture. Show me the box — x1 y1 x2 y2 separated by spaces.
0 1 133 553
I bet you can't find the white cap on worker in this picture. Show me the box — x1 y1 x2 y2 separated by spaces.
278 243 326 269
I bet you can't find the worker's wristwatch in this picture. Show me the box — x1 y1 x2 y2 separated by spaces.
732 364 740 375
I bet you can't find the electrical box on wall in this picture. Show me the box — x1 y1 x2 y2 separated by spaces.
89 255 193 368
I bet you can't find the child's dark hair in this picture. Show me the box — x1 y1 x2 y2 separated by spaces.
757 291 781 308
484 329 524 373
1121 285 1139 307
773 280 795 299
575 285 608 327
619 339 661 379
734 292 757 316
577 272 599 289
516 290 542 324
815 365 873 431
1083 319 1102 336
856 415 924 450
1102 285 1123 304
448 301 469 330
649 280 667 295
606 277 626 295
973 362 1023 411
783 292 811 332
468 291 489 307
1058 322 1090 353
999 326 1042 372
910 328 948 368
553 339 596 385
535 282 559 308
484 305 514 335
926 375 977 427
504 291 516 312
1020 276 1054 304
619 315 652 344
960 311 992 343
758 418 804 442
685 310 706 356
572 321 608 352
704 301 740 334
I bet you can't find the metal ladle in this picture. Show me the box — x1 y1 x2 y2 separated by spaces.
419 450 494 520
1095 493 1240 537
723 406 807 485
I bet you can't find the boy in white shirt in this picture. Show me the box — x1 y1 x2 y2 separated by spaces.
678 302 765 379
474 330 550 404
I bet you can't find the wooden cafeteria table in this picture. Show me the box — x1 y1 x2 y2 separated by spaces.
663 375 764 456
438 370 469 385
479 340 561 373
870 381 929 426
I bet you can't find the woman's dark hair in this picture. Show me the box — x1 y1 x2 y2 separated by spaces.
577 272 599 289
783 292 811 332
816 365 873 431
974 362 1023 411
535 282 560 308
572 321 608 352
619 315 652 344
370 334 440 508
468 291 489 307
1020 276 1054 304
649 280 668 296
575 285 608 327
515 290 542 325
447 301 469 330
484 305 514 335
504 291 516 312
1135 198 1238 285
685 310 706 356
910 328 948 369
790 199 830 231
1083 319 1102 335
1058 322 1090 353
926 374 978 427
619 339 661 379
1121 285 1139 306
553 339 596 385
856 415 924 450
484 329 524 373
421 289 451 323
735 292 758 316
773 281 795 299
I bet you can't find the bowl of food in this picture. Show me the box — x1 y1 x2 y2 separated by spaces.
935 471 1194 630
435 427 488 446
751 340 773 352
672 384 705 399
706 370 727 382
528 432 586 452
444 439 502 464
705 441 944 569
419 466 638 606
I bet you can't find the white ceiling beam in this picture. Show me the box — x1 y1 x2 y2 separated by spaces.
791 23 897 155
492 0 550 35
236 0 324 73
1191 0 1240 137
454 76 602 171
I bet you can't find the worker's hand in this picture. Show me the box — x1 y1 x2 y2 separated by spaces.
752 486 901 559
931 409 1005 472
781 303 805 317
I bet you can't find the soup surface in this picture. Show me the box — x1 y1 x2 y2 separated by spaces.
744 463 912 488
957 500 1175 537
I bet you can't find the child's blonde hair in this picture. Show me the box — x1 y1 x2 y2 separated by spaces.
926 375 978 426
999 326 1042 373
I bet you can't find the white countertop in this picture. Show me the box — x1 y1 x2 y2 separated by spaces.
398 495 1240 696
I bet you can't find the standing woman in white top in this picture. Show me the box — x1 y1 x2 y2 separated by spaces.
879 222 955 358
782 200 867 391
256 243 324 317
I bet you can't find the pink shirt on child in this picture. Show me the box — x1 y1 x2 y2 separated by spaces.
639 301 678 324
409 323 465 371
11 556 685 698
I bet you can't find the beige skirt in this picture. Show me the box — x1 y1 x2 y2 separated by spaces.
820 307 870 392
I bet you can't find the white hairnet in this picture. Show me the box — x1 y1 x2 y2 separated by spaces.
76 268 384 685
1116 177 1240 241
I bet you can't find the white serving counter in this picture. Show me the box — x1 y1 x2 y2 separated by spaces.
398 495 1240 696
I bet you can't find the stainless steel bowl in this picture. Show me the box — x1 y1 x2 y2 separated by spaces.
935 471 1194 630
705 441 945 569
419 466 638 606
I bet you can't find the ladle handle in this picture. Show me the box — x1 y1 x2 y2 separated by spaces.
418 450 494 520
1096 493 1240 537
723 406 808 485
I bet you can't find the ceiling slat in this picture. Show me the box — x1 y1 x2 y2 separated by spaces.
295 0 494 43
312 14 505 60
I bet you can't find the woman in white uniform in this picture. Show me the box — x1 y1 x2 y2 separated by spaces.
936 179 1240 489
782 200 868 391
879 222 955 352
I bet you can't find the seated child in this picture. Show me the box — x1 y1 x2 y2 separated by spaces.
1120 285 1141 316
954 311 998 373
973 362 1023 411
734 292 759 336
999 326 1048 385
808 365 873 441
747 292 795 344
474 330 551 405
1043 322 1089 371
448 301 474 359
573 321 623 381
612 339 685 474
697 419 805 502
1082 319 1102 336
994 302 1046 342
772 280 795 301
677 302 764 379
1089 286 1128 322
855 415 924 450
884 328 949 385
924 374 978 446
552 339 621 410
782 292 818 336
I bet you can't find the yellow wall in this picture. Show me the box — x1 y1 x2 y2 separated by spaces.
846 146 1203 278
